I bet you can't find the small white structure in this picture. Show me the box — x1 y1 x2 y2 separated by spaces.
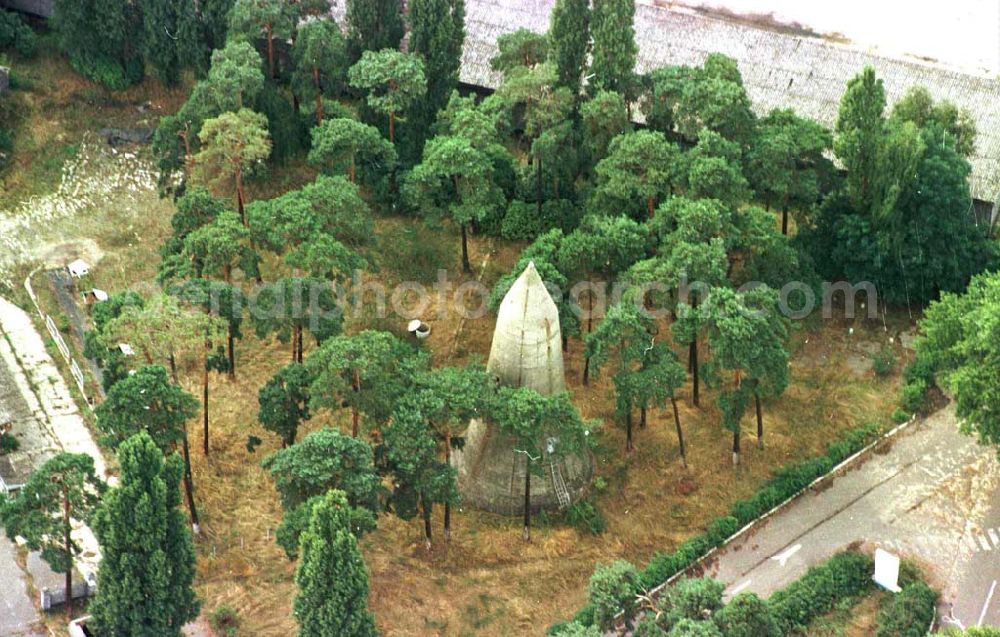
407 319 431 339
117 343 135 357
83 288 109 305
873 548 902 593
67 260 90 278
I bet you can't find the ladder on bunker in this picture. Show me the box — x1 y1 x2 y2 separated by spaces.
549 461 571 509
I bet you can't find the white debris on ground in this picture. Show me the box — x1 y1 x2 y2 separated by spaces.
0 295 110 582
0 135 159 286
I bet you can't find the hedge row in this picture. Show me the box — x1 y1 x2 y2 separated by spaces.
769 552 874 633
567 421 884 628
875 580 937 637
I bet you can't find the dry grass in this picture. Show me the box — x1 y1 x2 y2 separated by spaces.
806 591 884 636
4 48 911 637
155 225 902 637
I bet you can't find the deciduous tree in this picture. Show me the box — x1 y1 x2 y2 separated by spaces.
308 118 397 186
227 0 297 79
258 362 313 447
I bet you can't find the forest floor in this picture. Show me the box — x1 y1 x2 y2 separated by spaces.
1 49 916 636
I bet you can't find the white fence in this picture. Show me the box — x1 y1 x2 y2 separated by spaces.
24 271 90 404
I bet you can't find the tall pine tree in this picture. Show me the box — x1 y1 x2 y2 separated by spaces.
589 0 637 98
294 490 378 637
408 0 466 127
548 0 590 96
89 432 199 637
345 0 404 62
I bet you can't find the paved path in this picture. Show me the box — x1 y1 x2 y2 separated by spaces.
0 533 44 637
0 295 108 613
702 405 1000 628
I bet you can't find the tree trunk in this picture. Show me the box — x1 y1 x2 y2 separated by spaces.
266 24 275 79
522 459 531 542
640 406 647 429
313 66 323 124
671 397 687 468
460 223 471 273
348 156 356 184
227 326 235 379
690 339 700 407
291 325 300 363
296 326 304 363
755 392 764 450
536 155 543 218
444 435 452 542
582 355 590 386
647 196 655 219
202 348 210 456
235 166 246 226
351 369 361 438
781 206 789 236
732 425 740 467
168 351 179 384
422 494 432 550
63 489 72 618
389 111 396 144
625 408 634 453
181 433 201 533
562 333 568 352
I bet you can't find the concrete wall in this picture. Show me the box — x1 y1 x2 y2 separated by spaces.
1 0 53 18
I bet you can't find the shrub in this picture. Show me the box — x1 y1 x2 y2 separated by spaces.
659 577 724 625
892 408 910 424
501 199 580 241
0 10 36 57
566 499 606 535
0 432 19 454
588 560 641 630
712 592 779 637
901 379 929 413
767 552 874 633
872 348 897 377
548 620 602 636
875 581 937 637
208 604 240 637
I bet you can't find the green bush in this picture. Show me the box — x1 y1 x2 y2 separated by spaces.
901 379 929 413
767 552 874 634
872 348 897 377
208 604 240 637
588 560 641 630
0 10 36 57
875 581 937 637
563 423 884 629
547 620 602 636
891 408 910 424
566 499 606 535
501 199 580 241
0 432 19 454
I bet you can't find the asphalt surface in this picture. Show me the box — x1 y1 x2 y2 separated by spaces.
702 404 1000 629
0 527 44 636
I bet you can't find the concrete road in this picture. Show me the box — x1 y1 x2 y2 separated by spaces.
947 487 1000 630
0 532 44 637
702 405 1000 629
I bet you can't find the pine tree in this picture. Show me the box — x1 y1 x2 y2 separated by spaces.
345 0 404 62
548 0 590 96
89 432 199 637
589 0 637 98
408 0 466 125
293 490 378 637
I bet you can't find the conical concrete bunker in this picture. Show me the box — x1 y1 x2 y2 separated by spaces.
452 262 593 514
